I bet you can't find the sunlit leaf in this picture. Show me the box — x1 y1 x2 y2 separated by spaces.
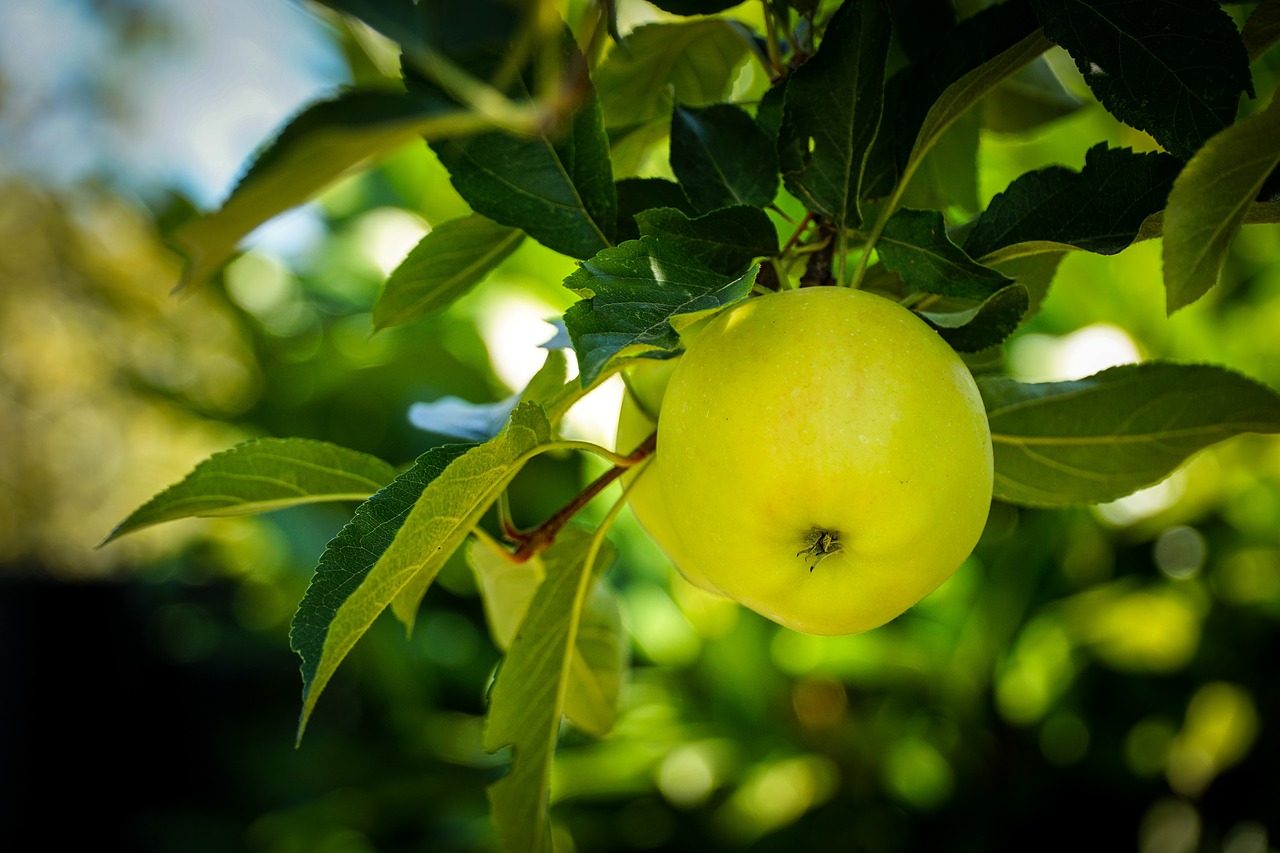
174 90 466 290
670 103 779 212
594 20 754 128
779 0 892 230
917 283 1029 353
292 404 551 740
1031 0 1252 160
467 539 626 738
877 208 1012 300
373 214 523 330
1163 92 1280 314
563 237 758 385
485 527 617 853
979 363 1280 507
965 144 1182 262
635 205 778 276
103 438 398 544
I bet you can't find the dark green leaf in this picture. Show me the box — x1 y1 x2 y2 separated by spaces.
174 90 456 290
755 78 787 146
429 87 616 260
982 57 1083 134
103 439 398 545
310 0 522 64
1030 0 1252 160
897 109 981 215
615 178 696 242
917 283 1030 353
979 363 1280 506
670 104 779 211
485 527 617 853
1243 0 1280 62
635 206 778 276
877 208 1012 300
1164 92 1280 313
373 214 523 330
862 1 1043 198
646 0 745 13
563 237 757 385
994 251 1065 319
291 441 474 732
780 0 892 230
595 20 754 129
292 404 551 740
964 144 1183 262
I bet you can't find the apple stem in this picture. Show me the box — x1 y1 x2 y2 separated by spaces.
497 430 658 563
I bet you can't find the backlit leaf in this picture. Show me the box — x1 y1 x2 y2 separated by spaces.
1243 0 1280 61
563 237 758 385
484 528 617 853
292 404 551 739
779 0 892 230
1163 92 1280 313
373 214 523 330
979 363 1280 506
1030 0 1252 160
104 439 397 544
982 57 1083 135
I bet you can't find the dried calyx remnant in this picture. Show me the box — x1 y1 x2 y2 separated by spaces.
797 526 843 570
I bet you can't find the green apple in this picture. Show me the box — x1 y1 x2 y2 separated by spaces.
653 286 993 635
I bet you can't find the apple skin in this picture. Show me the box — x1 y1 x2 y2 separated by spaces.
616 363 724 595
654 287 993 635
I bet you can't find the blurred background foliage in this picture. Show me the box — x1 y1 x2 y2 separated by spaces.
2 1 1279 852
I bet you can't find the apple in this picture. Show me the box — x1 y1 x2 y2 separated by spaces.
652 286 993 635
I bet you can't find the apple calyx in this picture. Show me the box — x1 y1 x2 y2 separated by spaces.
798 527 843 571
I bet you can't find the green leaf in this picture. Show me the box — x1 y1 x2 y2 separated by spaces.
635 206 778 276
409 349 569 442
862 1 1044 198
1030 0 1253 160
897 108 981 215
615 178 696 242
484 527 617 853
670 104 779 212
1163 92 1280 314
979 363 1280 507
373 214 523 330
467 539 626 738
779 0 892 230
429 85 616 260
563 237 758 385
292 404 551 740
103 438 398 545
917 283 1030 353
1243 0 1280 62
877 208 1012 300
646 0 745 14
981 57 1083 135
964 144 1183 262
174 90 461 290
594 20 754 129
994 250 1065 319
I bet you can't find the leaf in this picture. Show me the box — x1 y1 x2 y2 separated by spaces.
407 350 568 442
429 85 616 260
292 404 551 739
978 363 1280 507
1243 0 1280 62
103 439 398 545
467 539 626 738
484 527 617 853
897 108 982 215
646 0 745 14
1163 92 1280 313
917 283 1030 353
964 144 1183 262
615 178 696 242
994 250 1065 319
594 20 754 129
779 0 892 230
373 215 523 329
563 237 758 385
982 57 1083 134
670 104 779 212
862 1 1045 198
634 206 778 276
1030 0 1253 160
174 90 462 290
877 208 1012 300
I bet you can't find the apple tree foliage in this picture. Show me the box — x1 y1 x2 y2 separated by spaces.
105 0 1280 848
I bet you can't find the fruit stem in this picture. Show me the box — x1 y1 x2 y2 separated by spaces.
496 429 658 562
